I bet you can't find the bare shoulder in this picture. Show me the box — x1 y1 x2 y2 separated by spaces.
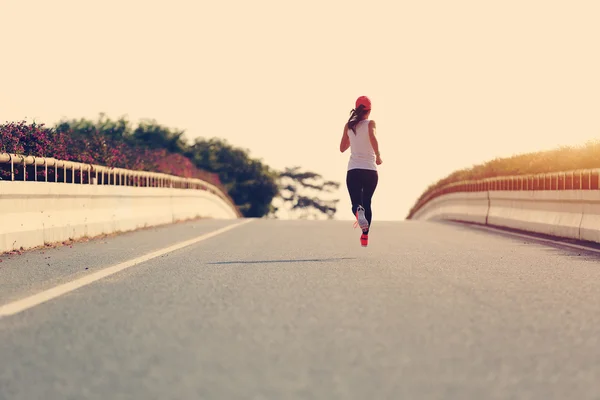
368 120 376 133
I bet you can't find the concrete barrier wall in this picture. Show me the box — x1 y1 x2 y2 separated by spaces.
0 181 239 253
412 192 489 225
579 193 600 243
412 189 600 244
487 191 585 240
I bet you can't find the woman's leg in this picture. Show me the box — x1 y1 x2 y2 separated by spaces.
346 169 363 217
361 170 379 234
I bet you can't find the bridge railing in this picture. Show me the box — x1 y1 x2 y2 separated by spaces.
0 152 241 217
407 168 600 219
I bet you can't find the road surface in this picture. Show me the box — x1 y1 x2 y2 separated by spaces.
1 218 600 399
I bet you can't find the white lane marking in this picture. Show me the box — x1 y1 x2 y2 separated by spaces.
0 219 255 319
456 222 600 255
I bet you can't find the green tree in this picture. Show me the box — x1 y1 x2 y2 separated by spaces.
188 138 279 218
270 166 340 219
130 119 188 154
55 113 132 142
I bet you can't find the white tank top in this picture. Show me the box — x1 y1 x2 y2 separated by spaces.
347 119 377 171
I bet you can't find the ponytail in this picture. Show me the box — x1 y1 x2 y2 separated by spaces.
347 105 369 134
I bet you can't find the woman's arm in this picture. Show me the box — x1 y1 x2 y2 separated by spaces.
340 123 350 153
368 120 383 165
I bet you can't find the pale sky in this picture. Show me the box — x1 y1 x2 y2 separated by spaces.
2 0 599 221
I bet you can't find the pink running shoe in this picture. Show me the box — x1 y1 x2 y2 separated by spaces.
360 233 368 247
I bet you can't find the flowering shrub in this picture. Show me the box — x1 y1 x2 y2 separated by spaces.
0 120 222 188
0 121 70 158
150 150 221 186
0 121 68 180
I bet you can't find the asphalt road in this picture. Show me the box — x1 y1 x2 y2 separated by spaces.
1 218 600 399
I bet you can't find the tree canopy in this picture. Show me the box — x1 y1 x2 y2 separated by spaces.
271 166 340 219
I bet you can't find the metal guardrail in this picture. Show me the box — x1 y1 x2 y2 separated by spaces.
408 168 600 219
0 153 241 217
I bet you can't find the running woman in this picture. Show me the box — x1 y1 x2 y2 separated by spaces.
339 95 382 247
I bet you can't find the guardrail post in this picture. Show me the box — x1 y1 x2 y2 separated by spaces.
9 154 14 181
570 171 574 190
588 171 591 190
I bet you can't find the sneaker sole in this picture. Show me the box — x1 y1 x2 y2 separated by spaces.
357 216 369 231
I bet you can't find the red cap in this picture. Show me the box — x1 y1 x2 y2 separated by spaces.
355 96 371 110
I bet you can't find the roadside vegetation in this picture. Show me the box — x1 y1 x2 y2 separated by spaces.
0 114 339 219
407 139 600 218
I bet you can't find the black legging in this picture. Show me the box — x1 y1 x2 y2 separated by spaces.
346 168 378 233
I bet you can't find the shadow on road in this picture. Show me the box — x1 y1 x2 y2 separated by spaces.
440 219 600 261
208 257 356 265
